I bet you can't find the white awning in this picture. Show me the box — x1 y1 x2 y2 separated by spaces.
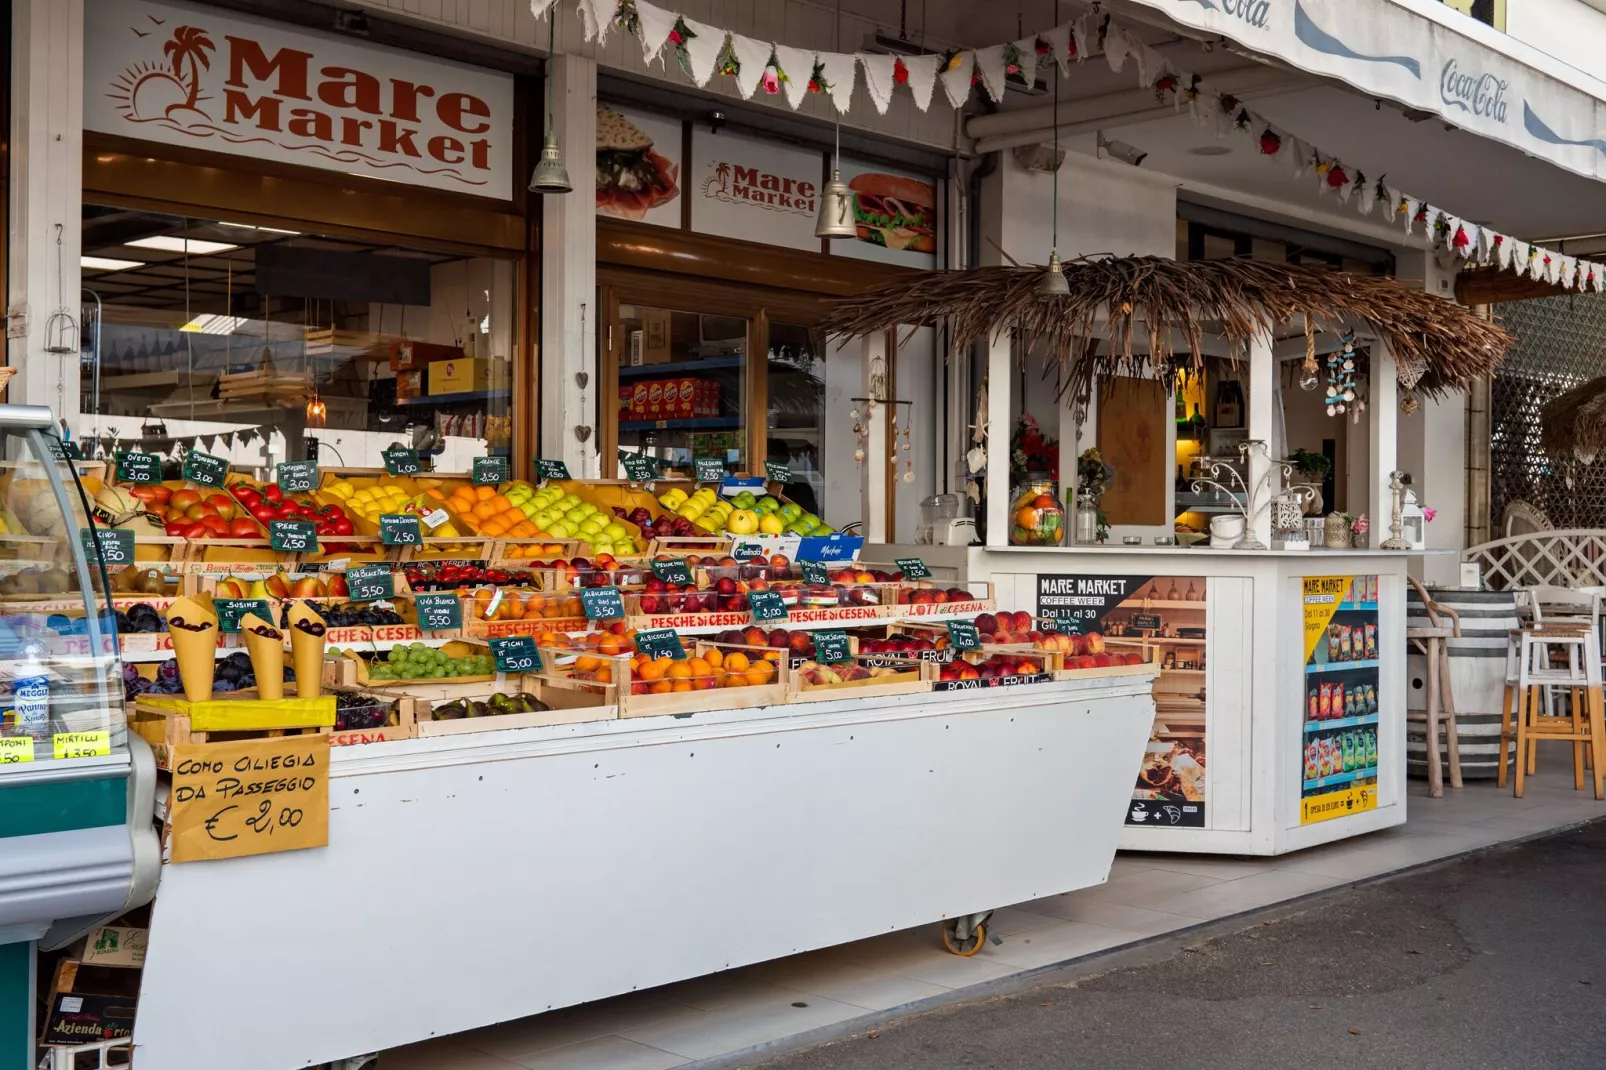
1120 0 1606 185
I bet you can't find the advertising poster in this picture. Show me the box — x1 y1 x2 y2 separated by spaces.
833 159 940 268
595 105 683 228
1300 576 1381 825
1038 575 1208 828
690 127 822 252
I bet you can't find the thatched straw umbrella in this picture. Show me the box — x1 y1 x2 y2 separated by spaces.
1540 375 1606 463
818 256 1512 415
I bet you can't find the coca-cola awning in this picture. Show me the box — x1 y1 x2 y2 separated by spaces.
1123 0 1606 186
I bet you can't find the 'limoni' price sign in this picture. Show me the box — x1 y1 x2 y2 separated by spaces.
81 528 133 567
749 590 789 623
115 451 162 483
268 519 316 552
489 635 541 673
634 628 685 660
382 447 422 476
183 451 228 487
472 455 510 485
276 460 318 493
414 594 462 632
346 564 394 603
379 514 422 546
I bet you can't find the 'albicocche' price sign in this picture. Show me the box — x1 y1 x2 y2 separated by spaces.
634 628 685 660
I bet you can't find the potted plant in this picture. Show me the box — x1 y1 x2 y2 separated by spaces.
1286 448 1332 515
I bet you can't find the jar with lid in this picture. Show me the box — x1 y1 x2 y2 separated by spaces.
1008 474 1066 546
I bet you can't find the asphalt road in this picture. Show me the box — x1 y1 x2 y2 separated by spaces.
750 822 1606 1070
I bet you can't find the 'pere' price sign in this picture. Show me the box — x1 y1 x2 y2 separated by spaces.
268 520 316 553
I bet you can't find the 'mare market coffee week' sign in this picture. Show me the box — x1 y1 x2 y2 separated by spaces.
85 0 514 199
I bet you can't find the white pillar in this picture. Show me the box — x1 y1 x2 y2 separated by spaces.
9 0 84 422
539 53 597 475
861 332 889 542
985 330 1011 548
1370 340 1399 549
1248 332 1275 547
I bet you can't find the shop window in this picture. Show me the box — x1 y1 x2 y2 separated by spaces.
75 208 516 471
1440 0 1504 30
615 304 749 477
766 323 824 515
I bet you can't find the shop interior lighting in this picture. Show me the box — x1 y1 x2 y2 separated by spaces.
1037 0 1070 299
81 255 143 271
529 6 573 194
815 0 856 239
125 236 239 255
218 221 302 235
180 314 249 335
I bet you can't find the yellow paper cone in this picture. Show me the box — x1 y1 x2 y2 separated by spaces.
240 612 286 701
166 595 219 702
288 601 327 698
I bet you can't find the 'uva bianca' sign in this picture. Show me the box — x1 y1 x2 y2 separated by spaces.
84 0 514 198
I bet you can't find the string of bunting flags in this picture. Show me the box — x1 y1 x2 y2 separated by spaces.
534 0 1599 293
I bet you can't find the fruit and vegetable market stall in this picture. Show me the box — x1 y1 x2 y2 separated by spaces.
91 460 1161 1070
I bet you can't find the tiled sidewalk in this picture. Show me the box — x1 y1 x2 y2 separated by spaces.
385 773 1606 1070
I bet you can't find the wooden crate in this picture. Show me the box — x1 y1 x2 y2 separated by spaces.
399 536 497 563
620 641 788 718
131 696 334 770
489 537 586 568
325 688 418 746
789 655 934 703
216 369 313 400
394 675 617 737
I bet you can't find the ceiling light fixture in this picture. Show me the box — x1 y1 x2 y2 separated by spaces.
180 314 249 335
528 6 573 194
80 256 143 271
816 1 856 239
125 236 238 255
1038 0 1069 299
217 222 302 235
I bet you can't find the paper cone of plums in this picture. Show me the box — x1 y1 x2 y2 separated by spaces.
239 611 286 701
165 595 219 701
288 601 327 698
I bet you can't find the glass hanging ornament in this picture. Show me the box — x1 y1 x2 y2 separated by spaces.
1324 333 1358 417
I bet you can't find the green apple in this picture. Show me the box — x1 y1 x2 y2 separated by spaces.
777 502 803 522
755 496 781 514
800 513 822 532
814 525 835 535
603 522 630 541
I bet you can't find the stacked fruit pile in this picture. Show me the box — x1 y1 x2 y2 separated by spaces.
131 486 261 539
654 487 836 538
602 646 779 695
365 643 494 681
401 562 540 593
232 481 356 539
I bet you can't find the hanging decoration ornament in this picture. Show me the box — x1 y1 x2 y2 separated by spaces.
1325 333 1358 418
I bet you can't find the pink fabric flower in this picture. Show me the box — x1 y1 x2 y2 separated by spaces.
761 68 780 94
1423 507 1437 522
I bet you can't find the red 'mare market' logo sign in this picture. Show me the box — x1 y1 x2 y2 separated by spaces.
85 0 514 199
701 161 817 216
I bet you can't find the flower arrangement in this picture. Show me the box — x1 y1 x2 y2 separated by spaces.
1350 513 1370 544
1009 413 1059 486
668 17 695 76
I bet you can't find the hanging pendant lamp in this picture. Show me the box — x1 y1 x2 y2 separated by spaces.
1038 249 1070 297
814 5 855 239
1038 0 1068 298
530 9 573 195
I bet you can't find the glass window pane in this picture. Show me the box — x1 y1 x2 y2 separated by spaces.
766 323 823 516
615 303 748 478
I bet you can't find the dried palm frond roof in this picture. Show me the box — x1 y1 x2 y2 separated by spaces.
1540 374 1606 463
819 256 1511 413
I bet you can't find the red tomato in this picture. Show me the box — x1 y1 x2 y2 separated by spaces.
182 522 209 539
227 518 259 538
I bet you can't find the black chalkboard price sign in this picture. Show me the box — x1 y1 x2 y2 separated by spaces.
472 455 509 485
346 564 394 603
379 514 422 546
382 447 422 476
749 590 788 623
414 594 462 632
115 451 162 484
276 460 317 493
489 635 541 673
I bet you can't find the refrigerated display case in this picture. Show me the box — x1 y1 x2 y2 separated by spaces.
0 406 159 1068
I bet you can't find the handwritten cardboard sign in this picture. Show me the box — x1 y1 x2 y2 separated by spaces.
169 734 329 862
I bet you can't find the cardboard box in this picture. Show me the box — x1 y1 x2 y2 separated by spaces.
80 926 148 969
429 358 509 396
629 382 649 418
397 370 423 399
641 309 672 364
392 340 463 372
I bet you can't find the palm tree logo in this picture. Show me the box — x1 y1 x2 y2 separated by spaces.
702 160 732 200
161 26 215 118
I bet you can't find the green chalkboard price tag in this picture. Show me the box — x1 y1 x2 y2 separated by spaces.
946 619 982 650
813 629 851 664
379 514 422 546
45 437 82 462
414 594 462 632
580 586 625 620
217 598 274 634
621 454 658 482
534 458 571 482
693 456 726 483
489 635 541 674
764 460 791 483
635 628 685 660
183 451 228 487
80 528 133 567
276 460 318 493
472 455 509 485
1131 613 1162 631
749 589 788 623
115 451 162 484
346 564 394 603
800 560 830 585
382 447 422 476
268 519 316 552
895 557 931 580
732 542 765 562
651 558 693 585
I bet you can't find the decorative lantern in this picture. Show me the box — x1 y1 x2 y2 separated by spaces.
1401 489 1427 551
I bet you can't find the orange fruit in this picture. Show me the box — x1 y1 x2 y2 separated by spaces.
489 495 512 512
525 593 546 613
744 666 772 686
686 657 711 679
475 485 497 501
472 500 499 520
425 488 446 502
482 517 509 537
594 664 613 683
724 652 750 673
671 680 693 693
511 520 538 538
666 661 692 680
703 648 724 670
723 671 748 688
638 659 668 682
575 654 601 673
650 679 672 694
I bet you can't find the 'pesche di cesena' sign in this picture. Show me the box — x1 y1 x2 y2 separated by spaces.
83 0 514 199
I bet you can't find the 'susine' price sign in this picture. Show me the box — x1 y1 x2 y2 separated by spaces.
217 598 273 634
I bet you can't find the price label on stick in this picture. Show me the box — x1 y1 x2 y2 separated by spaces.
749 590 789 623
764 460 792 483
269 520 316 553
534 457 571 482
346 564 394 603
635 628 685 660
813 629 851 664
621 454 658 482
276 460 318 493
217 598 273 634
489 635 541 674
115 451 162 483
169 735 328 863
800 560 830 585
895 557 932 580
472 455 509 485
651 559 693 585
694 456 726 483
379 514 422 546
382 447 422 476
580 586 625 620
183 451 228 487
414 594 462 632
81 528 133 567
946 619 983 650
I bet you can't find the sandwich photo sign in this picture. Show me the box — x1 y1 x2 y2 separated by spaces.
835 159 940 268
595 105 681 227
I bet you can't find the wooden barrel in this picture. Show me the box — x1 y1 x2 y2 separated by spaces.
1405 587 1517 779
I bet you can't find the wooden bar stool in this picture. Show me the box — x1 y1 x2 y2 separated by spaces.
1406 577 1462 797
1498 623 1606 799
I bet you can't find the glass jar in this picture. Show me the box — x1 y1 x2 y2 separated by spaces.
1008 475 1066 546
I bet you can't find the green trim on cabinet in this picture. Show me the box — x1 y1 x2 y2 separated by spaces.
0 941 32 1070
0 775 126 839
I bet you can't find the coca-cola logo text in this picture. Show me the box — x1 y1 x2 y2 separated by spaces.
1440 59 1508 124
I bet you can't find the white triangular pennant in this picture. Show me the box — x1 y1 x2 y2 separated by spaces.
975 44 1009 103
1593 264 1605 292
1357 177 1377 215
1072 14 1094 62
1511 241 1530 273
1044 23 1072 75
579 0 612 43
858 52 897 114
1134 42 1161 87
1479 227 1498 262
635 1 678 66
818 51 858 113
1104 25 1131 73
940 52 974 109
1546 250 1562 284
1403 198 1422 232
774 45 815 110
681 18 725 87
530 0 560 16
728 34 770 99
1336 168 1356 204
1562 256 1577 287
1012 36 1040 91
1291 139 1311 179
902 54 940 111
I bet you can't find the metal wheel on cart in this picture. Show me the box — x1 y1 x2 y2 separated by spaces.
939 912 992 956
